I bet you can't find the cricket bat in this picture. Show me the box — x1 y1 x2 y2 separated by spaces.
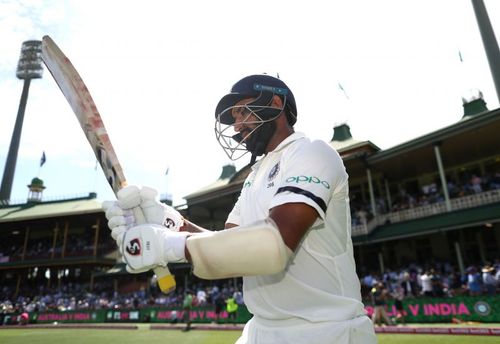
41 35 176 294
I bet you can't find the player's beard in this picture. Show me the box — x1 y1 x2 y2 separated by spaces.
245 121 276 165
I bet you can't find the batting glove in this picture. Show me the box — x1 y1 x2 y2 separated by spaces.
102 201 135 245
117 185 184 231
119 224 189 273
139 186 184 231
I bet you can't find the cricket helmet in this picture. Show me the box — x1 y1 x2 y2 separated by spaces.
214 74 297 164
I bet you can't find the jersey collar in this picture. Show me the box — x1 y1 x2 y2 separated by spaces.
251 132 306 170
272 132 305 153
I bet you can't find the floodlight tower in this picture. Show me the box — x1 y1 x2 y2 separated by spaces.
471 0 500 103
0 40 43 204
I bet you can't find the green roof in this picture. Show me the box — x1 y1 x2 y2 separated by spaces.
367 107 500 163
0 197 103 223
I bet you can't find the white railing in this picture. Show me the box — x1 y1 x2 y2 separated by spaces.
352 216 386 236
0 193 94 206
352 222 368 236
352 189 500 237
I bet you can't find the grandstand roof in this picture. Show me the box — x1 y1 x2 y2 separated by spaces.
328 123 380 160
360 106 500 181
368 106 500 163
0 194 102 223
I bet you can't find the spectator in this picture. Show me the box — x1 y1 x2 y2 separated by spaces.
430 269 444 297
213 294 226 323
490 172 500 189
225 295 238 322
233 288 244 306
170 310 179 324
371 282 393 326
392 286 406 325
182 290 193 332
470 175 482 194
399 270 417 298
196 287 207 306
482 264 497 296
466 267 482 296
420 271 433 297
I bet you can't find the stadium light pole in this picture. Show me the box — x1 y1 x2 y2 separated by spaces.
471 0 500 103
0 40 43 204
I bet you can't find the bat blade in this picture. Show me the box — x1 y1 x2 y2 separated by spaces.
41 35 125 194
41 35 176 294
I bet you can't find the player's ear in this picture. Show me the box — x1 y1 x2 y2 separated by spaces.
272 95 283 108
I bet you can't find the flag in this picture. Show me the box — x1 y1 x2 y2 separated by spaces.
338 83 349 99
40 151 46 167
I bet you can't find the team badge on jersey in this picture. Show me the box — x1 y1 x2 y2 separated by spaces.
268 162 280 181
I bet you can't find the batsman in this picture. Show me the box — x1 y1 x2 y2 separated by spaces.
103 74 377 343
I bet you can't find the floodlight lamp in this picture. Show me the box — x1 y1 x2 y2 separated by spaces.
16 40 43 80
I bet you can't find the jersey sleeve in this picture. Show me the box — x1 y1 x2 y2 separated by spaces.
269 140 347 220
226 192 241 226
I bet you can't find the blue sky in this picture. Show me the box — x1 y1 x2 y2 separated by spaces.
1 0 499 206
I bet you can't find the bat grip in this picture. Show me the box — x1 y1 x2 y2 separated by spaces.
132 207 176 294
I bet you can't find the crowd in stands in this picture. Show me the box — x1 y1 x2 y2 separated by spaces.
2 258 498 322
1 171 499 325
351 170 500 226
359 259 500 305
1 278 244 322
0 234 116 263
360 258 500 326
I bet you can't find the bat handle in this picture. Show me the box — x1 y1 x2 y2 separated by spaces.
154 267 176 294
131 207 177 294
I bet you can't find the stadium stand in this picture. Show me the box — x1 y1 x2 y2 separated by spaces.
1 92 499 325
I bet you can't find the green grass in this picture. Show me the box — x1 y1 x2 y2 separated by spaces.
377 334 499 343
0 328 498 344
0 328 241 344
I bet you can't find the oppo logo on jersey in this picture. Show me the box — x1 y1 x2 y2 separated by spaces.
285 175 330 189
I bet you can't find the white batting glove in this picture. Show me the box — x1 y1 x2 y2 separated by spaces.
119 224 189 273
103 200 152 273
140 186 184 231
103 185 184 274
102 200 135 245
115 185 184 231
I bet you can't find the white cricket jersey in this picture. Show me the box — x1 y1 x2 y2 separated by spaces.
226 132 366 323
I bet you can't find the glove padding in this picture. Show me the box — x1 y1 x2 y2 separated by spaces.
115 185 184 231
119 224 189 273
102 200 135 245
102 185 185 274
139 186 184 231
102 186 184 240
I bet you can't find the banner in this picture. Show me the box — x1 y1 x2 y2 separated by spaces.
364 295 499 323
29 310 105 323
145 306 252 324
18 295 500 324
